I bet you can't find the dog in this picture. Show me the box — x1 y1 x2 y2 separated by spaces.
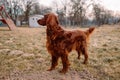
37 13 95 73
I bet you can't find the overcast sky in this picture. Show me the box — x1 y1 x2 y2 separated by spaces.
102 0 120 11
39 0 120 12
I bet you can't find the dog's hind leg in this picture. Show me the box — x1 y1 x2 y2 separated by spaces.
76 49 81 59
81 47 88 64
81 41 88 64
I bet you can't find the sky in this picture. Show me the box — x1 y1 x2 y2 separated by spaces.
39 0 54 6
39 0 120 12
102 0 120 12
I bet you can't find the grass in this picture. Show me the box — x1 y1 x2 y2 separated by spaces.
0 25 120 80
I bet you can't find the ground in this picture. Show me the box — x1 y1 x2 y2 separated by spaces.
0 25 120 80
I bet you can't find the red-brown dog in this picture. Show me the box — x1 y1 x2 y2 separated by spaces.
37 13 95 73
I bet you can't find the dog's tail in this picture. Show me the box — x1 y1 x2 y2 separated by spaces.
85 27 95 37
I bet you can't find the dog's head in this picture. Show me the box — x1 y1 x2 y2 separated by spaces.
37 13 59 27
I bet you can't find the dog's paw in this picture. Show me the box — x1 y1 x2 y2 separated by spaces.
59 69 67 74
83 61 88 64
77 57 80 59
47 68 54 71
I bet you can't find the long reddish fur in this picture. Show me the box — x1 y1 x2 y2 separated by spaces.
37 13 95 73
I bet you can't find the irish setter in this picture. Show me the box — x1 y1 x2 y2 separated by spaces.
37 13 95 74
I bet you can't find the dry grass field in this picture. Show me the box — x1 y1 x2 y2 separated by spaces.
0 25 120 80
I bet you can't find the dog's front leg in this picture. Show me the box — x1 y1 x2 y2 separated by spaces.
47 55 59 71
60 54 69 74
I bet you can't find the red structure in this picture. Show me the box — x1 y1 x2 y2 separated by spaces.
0 5 16 30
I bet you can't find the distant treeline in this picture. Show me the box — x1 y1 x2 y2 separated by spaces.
0 0 120 27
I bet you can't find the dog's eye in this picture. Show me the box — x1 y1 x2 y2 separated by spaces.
44 14 49 18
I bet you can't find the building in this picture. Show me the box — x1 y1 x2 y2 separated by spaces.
29 15 43 27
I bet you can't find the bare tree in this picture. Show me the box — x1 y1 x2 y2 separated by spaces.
113 13 120 24
57 9 65 25
60 0 71 27
51 0 59 12
61 0 67 26
32 3 52 15
22 0 37 22
92 3 103 26
51 0 70 26
70 0 92 26
32 3 41 14
92 3 114 26
0 0 24 24
38 5 52 15
12 0 23 24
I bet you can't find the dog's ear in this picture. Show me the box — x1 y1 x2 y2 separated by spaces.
46 14 59 26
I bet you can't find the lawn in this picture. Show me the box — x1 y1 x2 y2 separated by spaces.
0 25 120 80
